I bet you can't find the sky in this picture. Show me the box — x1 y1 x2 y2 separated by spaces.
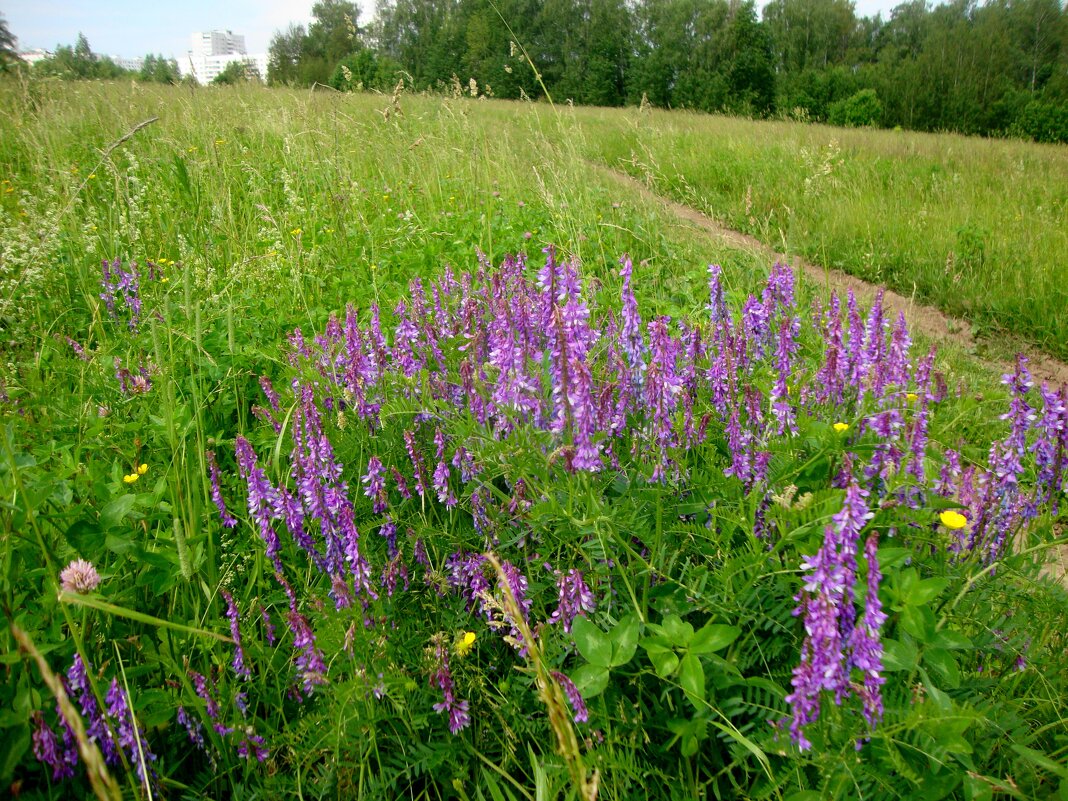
5 0 904 60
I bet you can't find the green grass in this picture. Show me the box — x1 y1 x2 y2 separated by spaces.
1 81 1066 801
567 107 1068 361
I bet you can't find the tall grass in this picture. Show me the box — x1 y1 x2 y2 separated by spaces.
570 107 1068 360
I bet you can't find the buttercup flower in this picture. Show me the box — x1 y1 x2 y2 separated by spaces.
939 510 968 530
833 422 850 433
455 631 476 657
60 559 101 594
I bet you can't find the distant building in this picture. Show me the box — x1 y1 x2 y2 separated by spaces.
17 48 52 66
191 30 246 58
112 56 145 72
181 30 266 84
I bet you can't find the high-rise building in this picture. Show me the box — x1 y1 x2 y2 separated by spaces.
190 30 246 58
181 30 265 84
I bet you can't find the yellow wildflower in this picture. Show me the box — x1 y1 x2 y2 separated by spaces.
906 392 919 403
137 463 149 475
833 422 849 433
455 631 476 657
123 473 139 484
939 510 968 530
290 228 302 237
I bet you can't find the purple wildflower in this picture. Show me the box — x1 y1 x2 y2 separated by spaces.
207 450 238 528
361 455 389 514
403 430 428 498
221 589 251 679
619 255 646 381
548 569 596 632
105 678 157 786
645 317 683 482
100 258 142 330
176 706 206 751
67 655 118 765
847 533 887 730
786 482 872 750
236 728 270 762
431 638 470 734
66 337 91 361
552 671 589 723
235 436 285 574
32 711 73 781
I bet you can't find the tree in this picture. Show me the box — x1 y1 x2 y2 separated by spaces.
0 15 21 72
268 23 306 85
725 1 777 115
139 54 181 84
213 60 255 85
73 33 95 78
302 0 361 84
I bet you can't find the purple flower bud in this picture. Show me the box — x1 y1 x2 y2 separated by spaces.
552 671 589 723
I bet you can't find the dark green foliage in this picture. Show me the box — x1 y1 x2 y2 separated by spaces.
360 0 1068 140
212 60 257 85
828 88 883 127
1012 97 1068 143
138 54 180 85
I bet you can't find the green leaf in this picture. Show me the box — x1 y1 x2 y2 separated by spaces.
609 614 640 667
0 726 30 784
910 577 950 605
924 648 961 689
642 641 679 677
1011 744 1068 780
901 604 936 642
963 774 994 801
929 630 973 651
784 793 822 801
882 638 918 671
572 615 612 668
661 614 694 647
876 547 914 570
678 652 705 705
64 518 106 556
100 493 138 528
690 623 740 655
570 663 609 699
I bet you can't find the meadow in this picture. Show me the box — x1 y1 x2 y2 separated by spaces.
0 80 1066 800
570 107 1068 361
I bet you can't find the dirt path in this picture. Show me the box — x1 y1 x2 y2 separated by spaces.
598 165 1068 388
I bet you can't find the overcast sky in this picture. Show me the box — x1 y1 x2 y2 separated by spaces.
5 0 905 59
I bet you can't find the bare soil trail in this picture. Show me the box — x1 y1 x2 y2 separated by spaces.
598 164 1068 388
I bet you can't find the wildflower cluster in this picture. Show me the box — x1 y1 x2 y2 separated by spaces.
32 655 158 788
218 246 1066 750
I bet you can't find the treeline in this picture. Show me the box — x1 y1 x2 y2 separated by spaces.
28 34 182 84
269 0 1067 142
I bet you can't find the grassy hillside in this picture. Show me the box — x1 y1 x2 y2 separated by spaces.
570 106 1068 360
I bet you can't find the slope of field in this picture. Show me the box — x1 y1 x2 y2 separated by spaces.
566 106 1068 361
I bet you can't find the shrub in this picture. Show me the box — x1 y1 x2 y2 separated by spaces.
829 89 883 128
